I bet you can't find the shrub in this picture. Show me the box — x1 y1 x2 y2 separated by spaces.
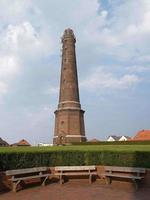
72 141 150 145
0 148 150 170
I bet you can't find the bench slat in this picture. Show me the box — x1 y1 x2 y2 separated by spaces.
10 173 51 181
104 173 144 180
6 167 48 176
55 166 96 171
55 172 97 176
104 166 145 173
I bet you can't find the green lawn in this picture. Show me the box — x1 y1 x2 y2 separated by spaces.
0 144 150 153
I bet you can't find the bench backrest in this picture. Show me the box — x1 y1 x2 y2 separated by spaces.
55 166 96 171
5 167 48 176
104 166 146 174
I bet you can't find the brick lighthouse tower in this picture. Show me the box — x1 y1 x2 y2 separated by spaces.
53 29 86 144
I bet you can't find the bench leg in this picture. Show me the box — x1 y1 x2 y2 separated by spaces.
60 174 64 185
12 180 20 192
105 177 112 185
41 176 49 186
89 174 92 184
133 179 139 190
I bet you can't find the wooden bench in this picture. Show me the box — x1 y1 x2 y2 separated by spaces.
54 166 97 184
103 166 146 190
5 167 51 192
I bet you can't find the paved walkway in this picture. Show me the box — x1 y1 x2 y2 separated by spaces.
0 180 150 200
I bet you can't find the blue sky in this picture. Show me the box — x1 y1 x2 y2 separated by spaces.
0 0 150 145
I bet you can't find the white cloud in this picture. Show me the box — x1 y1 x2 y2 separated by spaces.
0 55 20 79
0 20 52 96
5 22 39 49
1 0 150 60
0 0 149 95
137 55 150 62
127 65 150 73
80 68 141 91
0 0 38 24
0 82 8 94
111 0 150 53
0 55 20 95
3 22 51 56
0 21 40 96
79 0 150 60
46 86 59 95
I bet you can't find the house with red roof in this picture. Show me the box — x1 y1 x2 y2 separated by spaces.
131 130 150 141
11 139 31 147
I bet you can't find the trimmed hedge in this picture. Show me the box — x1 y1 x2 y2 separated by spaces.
72 141 150 145
0 150 150 171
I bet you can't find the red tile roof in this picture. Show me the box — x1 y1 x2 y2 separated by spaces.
11 139 31 146
18 139 31 146
89 138 100 142
132 130 150 141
